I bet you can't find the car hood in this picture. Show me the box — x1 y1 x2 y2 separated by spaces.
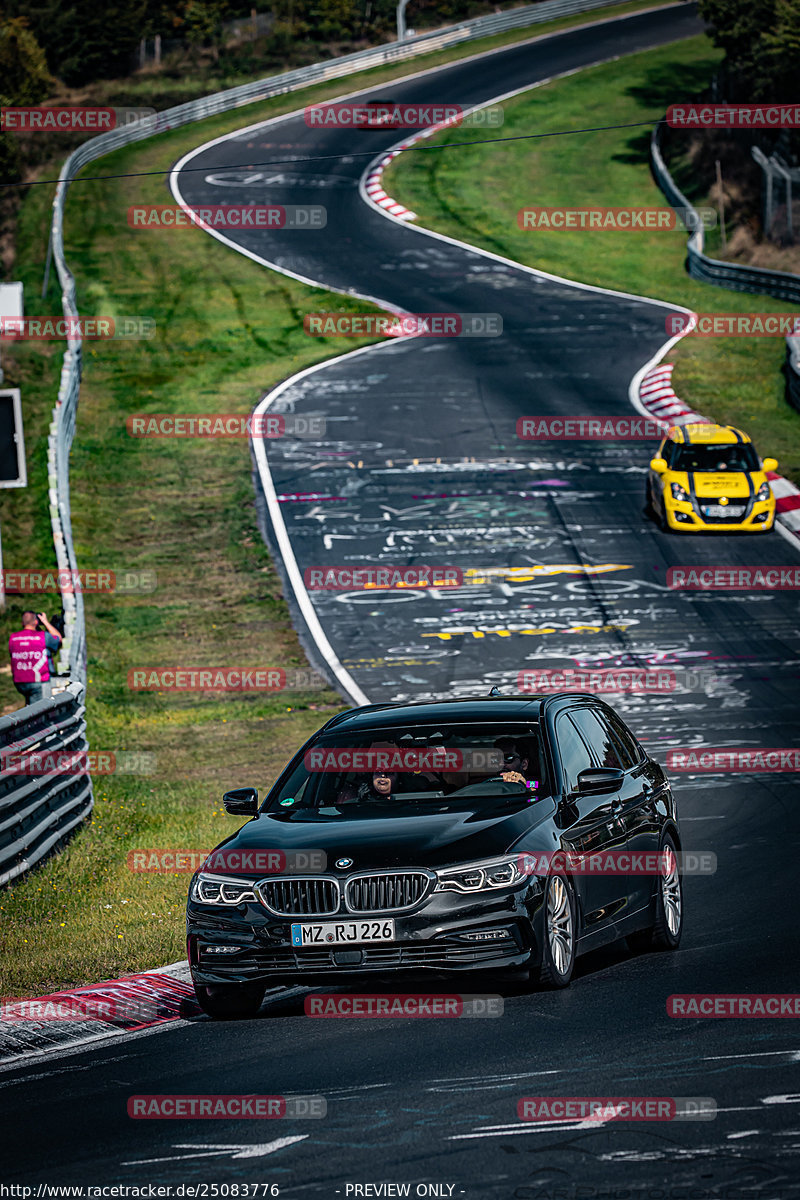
673 470 756 500
210 801 556 872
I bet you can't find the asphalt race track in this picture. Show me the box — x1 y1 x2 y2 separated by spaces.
2 5 800 1196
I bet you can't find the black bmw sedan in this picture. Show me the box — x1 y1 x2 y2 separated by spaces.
187 695 683 1018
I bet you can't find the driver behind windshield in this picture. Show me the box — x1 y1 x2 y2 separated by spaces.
357 767 400 801
335 741 405 804
335 768 402 804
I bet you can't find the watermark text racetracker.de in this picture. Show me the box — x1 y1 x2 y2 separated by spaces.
667 103 800 128
127 413 325 439
667 312 800 337
668 994 800 1017
128 1095 326 1118
1 996 160 1024
127 667 327 692
303 313 502 338
304 566 462 590
667 566 800 591
304 993 503 1017
518 667 718 693
666 748 800 773
0 317 155 340
0 105 156 131
516 850 715 876
0 750 156 777
304 746 505 773
127 205 326 230
303 101 503 128
2 568 156 594
517 1096 717 1122
517 416 663 440
129 848 326 873
517 206 716 231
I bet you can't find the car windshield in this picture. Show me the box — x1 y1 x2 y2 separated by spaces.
265 723 544 816
672 443 759 472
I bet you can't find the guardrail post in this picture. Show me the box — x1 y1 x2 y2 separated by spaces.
42 229 53 300
773 160 794 243
397 0 411 41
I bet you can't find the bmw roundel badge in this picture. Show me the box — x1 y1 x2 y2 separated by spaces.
335 857 353 870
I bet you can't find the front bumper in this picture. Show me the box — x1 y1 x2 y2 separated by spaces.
664 497 774 532
187 881 544 985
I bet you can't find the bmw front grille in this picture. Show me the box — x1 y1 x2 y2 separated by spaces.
345 871 432 913
257 877 339 916
255 871 434 916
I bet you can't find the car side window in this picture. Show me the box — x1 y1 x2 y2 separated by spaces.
661 439 676 468
606 713 642 769
554 713 596 794
574 707 626 769
568 707 625 771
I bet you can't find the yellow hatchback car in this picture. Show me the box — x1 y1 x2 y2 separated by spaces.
647 423 777 533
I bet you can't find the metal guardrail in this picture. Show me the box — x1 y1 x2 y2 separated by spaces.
650 122 800 304
0 682 92 886
787 336 800 414
48 346 85 679
650 121 800 408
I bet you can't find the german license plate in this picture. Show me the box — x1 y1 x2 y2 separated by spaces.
291 919 395 947
703 504 744 518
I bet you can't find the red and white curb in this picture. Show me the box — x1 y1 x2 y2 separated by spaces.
0 963 199 1065
0 962 305 1065
767 473 800 542
363 114 469 221
364 148 417 221
639 363 800 545
638 363 709 426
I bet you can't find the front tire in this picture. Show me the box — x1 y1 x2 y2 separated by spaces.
628 835 683 954
657 498 669 533
195 982 266 1020
537 873 576 988
644 480 655 518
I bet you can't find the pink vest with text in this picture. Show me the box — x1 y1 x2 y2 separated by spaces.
9 631 49 684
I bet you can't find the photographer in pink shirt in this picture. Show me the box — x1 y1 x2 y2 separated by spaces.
8 610 62 706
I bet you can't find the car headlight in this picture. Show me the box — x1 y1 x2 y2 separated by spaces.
756 482 771 503
670 482 689 502
434 856 526 894
190 873 257 906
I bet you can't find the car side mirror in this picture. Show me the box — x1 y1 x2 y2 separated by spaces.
649 457 668 474
762 457 778 473
223 787 259 815
576 767 625 795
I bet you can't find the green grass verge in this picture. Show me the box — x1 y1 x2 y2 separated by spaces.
0 1 725 999
384 35 800 483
